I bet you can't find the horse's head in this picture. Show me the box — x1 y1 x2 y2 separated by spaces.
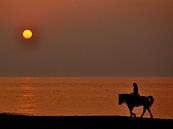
118 94 124 105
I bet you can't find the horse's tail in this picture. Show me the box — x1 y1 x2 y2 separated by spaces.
147 96 154 107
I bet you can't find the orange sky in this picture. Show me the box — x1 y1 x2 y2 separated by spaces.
1 0 171 27
0 0 173 76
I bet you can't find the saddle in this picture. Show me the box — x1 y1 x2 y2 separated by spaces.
131 94 140 102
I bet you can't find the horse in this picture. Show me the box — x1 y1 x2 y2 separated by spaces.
118 93 154 118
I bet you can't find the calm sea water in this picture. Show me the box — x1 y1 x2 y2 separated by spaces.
0 77 172 119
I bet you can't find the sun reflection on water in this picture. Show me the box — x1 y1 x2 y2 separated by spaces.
17 78 35 115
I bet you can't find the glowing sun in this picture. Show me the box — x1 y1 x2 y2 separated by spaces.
23 29 33 40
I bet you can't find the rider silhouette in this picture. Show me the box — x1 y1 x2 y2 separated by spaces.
131 83 140 97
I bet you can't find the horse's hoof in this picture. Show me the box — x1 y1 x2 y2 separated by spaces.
140 115 143 118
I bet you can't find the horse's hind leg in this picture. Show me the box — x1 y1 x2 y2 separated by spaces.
147 108 153 119
140 107 146 118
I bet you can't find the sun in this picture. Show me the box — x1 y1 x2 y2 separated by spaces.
23 29 33 40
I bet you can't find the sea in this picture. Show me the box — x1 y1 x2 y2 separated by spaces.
0 77 172 119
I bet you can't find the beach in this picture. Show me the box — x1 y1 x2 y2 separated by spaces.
0 113 172 129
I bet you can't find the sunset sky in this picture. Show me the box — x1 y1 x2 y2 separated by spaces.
0 0 172 76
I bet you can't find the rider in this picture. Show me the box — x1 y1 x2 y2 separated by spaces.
131 83 140 97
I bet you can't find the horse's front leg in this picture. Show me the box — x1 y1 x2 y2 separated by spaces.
128 107 133 117
129 109 132 117
140 107 146 118
128 106 133 117
132 112 136 118
129 107 136 118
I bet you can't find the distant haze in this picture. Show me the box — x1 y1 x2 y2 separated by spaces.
0 0 173 76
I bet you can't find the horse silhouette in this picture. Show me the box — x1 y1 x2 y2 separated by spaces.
118 93 154 118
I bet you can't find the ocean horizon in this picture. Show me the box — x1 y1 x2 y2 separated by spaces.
0 77 172 119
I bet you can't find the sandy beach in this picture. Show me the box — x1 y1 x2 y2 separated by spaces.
0 113 172 129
